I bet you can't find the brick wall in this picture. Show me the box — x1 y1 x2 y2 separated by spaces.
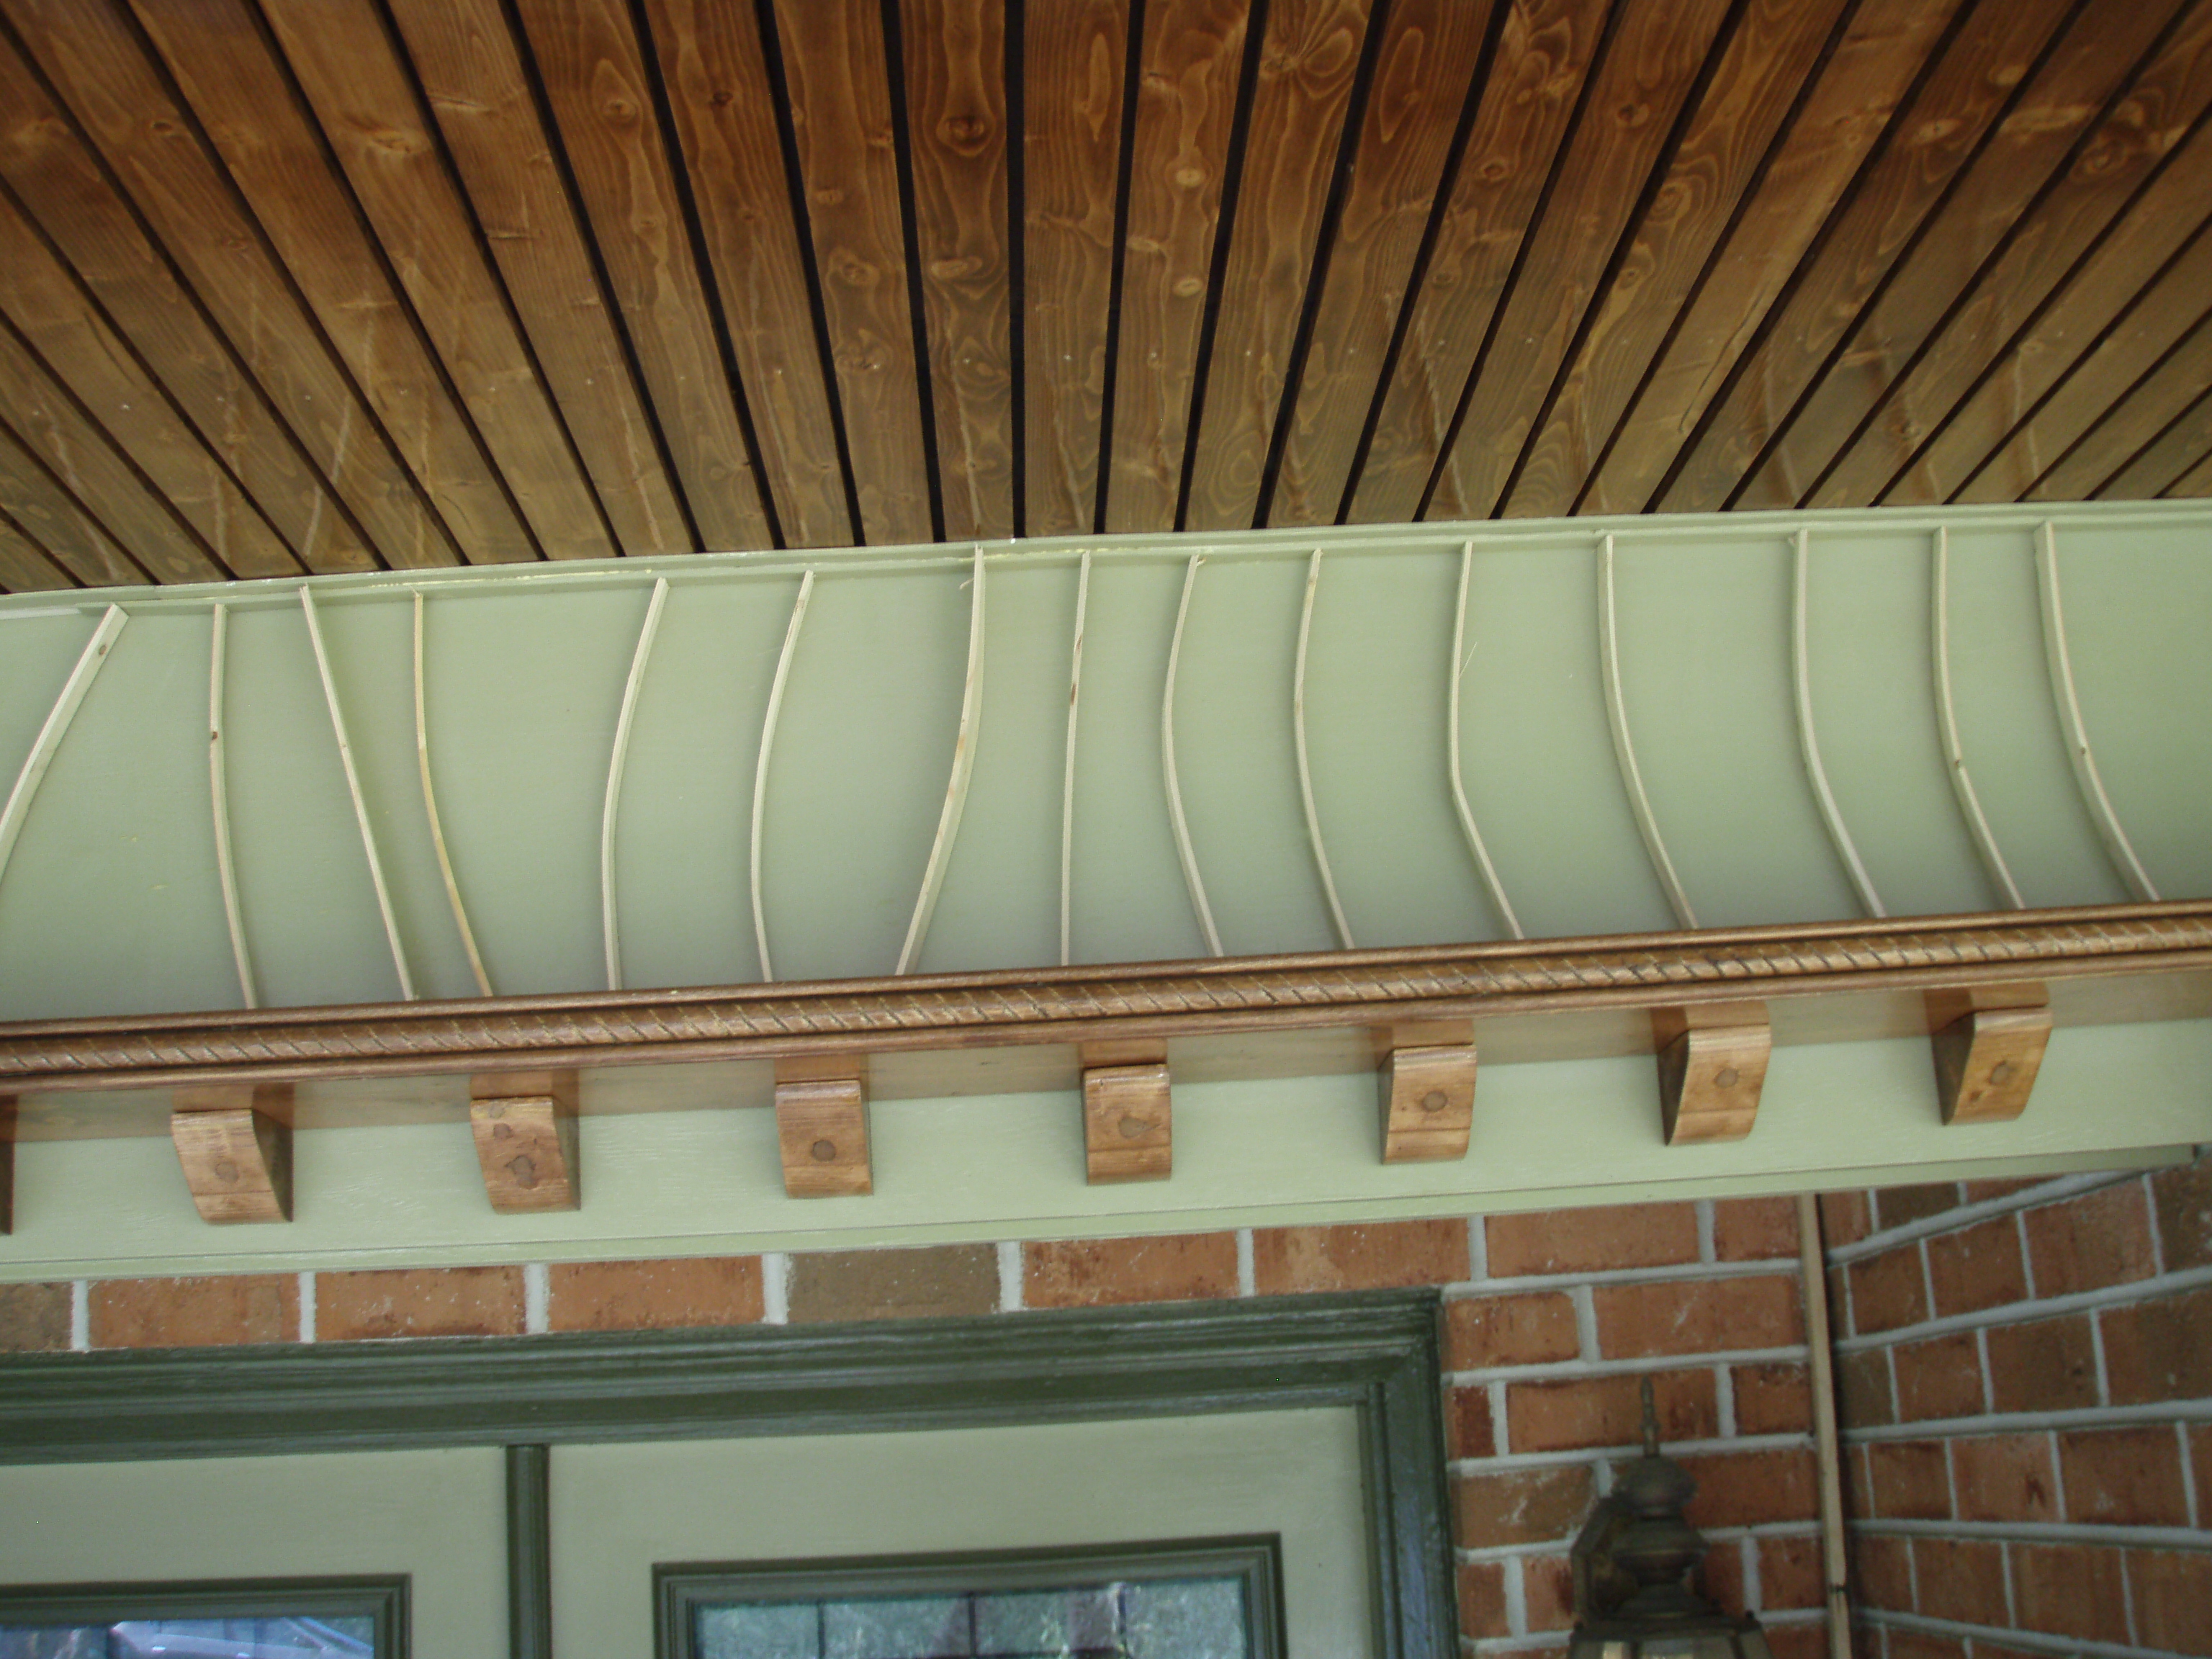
0 1201 1831 1654
1826 1152 2212 1659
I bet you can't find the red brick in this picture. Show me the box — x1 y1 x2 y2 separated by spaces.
1866 1440 1951 1521
1845 1444 1872 1518
1851 1532 1913 1612
2131 1549 2212 1658
2193 1424 2212 1525
1924 1215 2027 1317
2101 1285 2212 1404
1485 1201 1700 1276
1885 1636 1967 1659
90 1275 297 1348
1846 1246 1928 1335
788 1245 994 1322
1891 1331 1984 1421
1456 1560 1508 1640
1251 1218 1467 1294
1676 1447 1817 1529
1836 1347 1894 1429
1022 1233 1237 1308
1592 1274 1802 1358
548 1256 764 1332
1448 1385 1496 1459
1506 1367 1718 1452
1699 1536 1747 1616
2023 1181 2157 1297
1818 1191 1873 1248
1523 1553 1575 1632
1455 1463 1595 1547
318 1266 524 1340
1874 1183 1963 1231
2150 1153 2212 1271
2058 1425 2190 1527
1760 1534 1824 1611
1443 1291 1581 1368
1713 1196 1799 1261
1951 1433 2056 1522
1912 1538 2007 1628
2010 1542 2129 1641
1985 1313 2100 1411
1732 1361 1812 1434
1763 1625 1835 1659
0 1282 72 1352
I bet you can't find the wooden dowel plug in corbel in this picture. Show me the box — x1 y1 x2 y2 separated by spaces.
775 1056 873 1197
1651 1002 1769 1144
1927 982 2050 1124
171 1084 293 1223
1374 1021 1476 1164
1081 1040 1172 1183
469 1070 580 1213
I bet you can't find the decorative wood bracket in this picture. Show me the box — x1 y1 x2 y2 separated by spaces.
469 1070 580 1213
775 1056 871 1197
1652 1002 1769 1144
170 1084 292 1223
1081 1040 1172 1184
1928 982 2050 1124
1373 1021 1475 1163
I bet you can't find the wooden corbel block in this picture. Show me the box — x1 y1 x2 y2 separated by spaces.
1 1094 14 1236
1081 1040 1171 1183
171 1084 293 1223
1373 1020 1476 1163
1651 1002 1769 1145
1927 982 2050 1125
775 1056 871 1197
469 1071 580 1213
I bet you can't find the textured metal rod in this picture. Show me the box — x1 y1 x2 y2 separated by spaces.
208 604 256 1009
1162 553 1223 957
1598 535 1696 929
1448 539 1521 939
1060 551 1089 968
300 587 415 1000
2036 522 2158 902
415 591 492 996
752 571 815 983
1295 549 1354 949
1792 531 1885 917
0 604 125 895
1931 527 2023 909
898 547 987 975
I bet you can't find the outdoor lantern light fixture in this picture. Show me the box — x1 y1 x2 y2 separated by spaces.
1566 1380 1774 1659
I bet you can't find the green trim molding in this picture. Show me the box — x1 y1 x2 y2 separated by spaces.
0 1575 409 1658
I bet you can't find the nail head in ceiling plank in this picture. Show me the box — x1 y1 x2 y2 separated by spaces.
1373 1019 1475 1164
1928 981 2051 1125
469 1069 580 1214
170 1084 292 1224
1652 1000 1768 1146
1083 1060 1172 1184
775 1068 873 1197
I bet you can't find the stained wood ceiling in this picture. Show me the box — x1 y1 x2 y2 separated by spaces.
1 0 2210 592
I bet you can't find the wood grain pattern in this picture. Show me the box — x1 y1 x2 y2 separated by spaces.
516 0 773 549
1428 0 1735 521
902 0 1014 542
1082 1059 1172 1181
2033 307 2212 498
770 0 935 546
169 1086 292 1224
1104 0 1251 533
1344 0 1608 526
647 0 852 547
1021 0 1126 536
0 508 73 590
1181 0 1372 533
0 415 148 585
2164 441 2212 493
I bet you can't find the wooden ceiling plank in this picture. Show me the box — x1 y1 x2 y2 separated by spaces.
0 9 406 574
0 419 151 586
387 0 693 559
1817 0 2212 511
1342 0 1609 527
0 507 76 593
1102 0 1253 534
900 0 1015 544
644 0 853 549
1266 0 1492 529
1505 0 1883 520
1181 0 1374 534
0 315 228 583
1575 0 1955 516
125 0 543 567
1655 0 2080 514
1020 0 1126 538
1427 0 1736 523
2012 299 2212 499
1737 0 2200 511
1923 129 2212 503
767 0 936 547
511 0 773 551
2059 324 2212 498
0 191 301 580
257 0 617 564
